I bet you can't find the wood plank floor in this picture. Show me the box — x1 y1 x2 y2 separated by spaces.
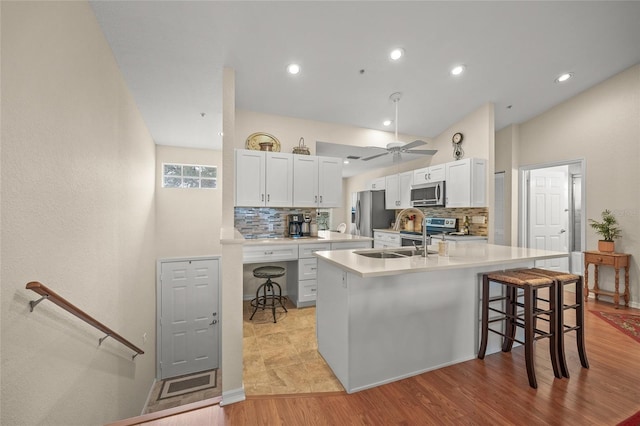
139 296 640 426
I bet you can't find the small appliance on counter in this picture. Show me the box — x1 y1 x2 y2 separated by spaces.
302 214 312 236
287 213 304 238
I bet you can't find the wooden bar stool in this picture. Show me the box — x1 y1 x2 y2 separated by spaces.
478 269 561 388
250 266 287 323
526 268 589 377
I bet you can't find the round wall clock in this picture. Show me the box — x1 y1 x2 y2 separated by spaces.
452 132 464 144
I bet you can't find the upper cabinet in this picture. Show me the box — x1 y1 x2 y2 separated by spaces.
366 177 386 191
235 149 293 207
445 158 487 208
412 164 445 186
385 171 413 209
292 155 342 208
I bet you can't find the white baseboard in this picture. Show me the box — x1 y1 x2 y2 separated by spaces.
141 378 158 415
220 387 246 406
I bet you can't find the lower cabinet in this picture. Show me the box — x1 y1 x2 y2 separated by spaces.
287 243 330 308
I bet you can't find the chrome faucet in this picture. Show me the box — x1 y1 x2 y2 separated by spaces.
421 217 431 257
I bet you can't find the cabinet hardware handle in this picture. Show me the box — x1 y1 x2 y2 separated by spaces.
320 196 323 203
315 195 318 203
261 194 264 202
209 319 218 325
267 194 270 202
264 251 273 255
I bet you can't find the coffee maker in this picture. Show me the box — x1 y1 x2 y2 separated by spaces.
287 213 304 238
301 214 312 236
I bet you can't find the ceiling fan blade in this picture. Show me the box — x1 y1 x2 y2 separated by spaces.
405 149 438 155
401 140 427 150
361 151 390 161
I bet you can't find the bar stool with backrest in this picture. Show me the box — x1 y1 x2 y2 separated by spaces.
525 268 589 377
478 269 562 388
249 265 287 323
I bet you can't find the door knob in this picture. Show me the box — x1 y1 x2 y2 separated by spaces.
559 229 566 234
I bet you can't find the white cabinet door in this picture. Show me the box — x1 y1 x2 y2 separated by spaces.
293 155 319 207
265 152 293 207
445 158 486 208
428 164 445 182
385 174 400 209
368 177 386 190
413 164 445 186
235 150 293 207
318 156 342 207
398 171 414 209
235 150 265 207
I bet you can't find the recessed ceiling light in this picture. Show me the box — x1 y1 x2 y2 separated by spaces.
451 65 465 76
390 48 405 61
286 63 301 75
555 72 573 83
343 159 350 164
383 120 392 127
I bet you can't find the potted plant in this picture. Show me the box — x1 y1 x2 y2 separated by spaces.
589 209 621 252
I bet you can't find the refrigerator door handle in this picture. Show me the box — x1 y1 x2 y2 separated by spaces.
355 199 361 234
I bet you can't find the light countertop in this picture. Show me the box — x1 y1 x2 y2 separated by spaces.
314 243 568 278
373 228 488 241
240 230 373 246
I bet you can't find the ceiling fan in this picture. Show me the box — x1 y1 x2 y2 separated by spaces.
360 92 437 161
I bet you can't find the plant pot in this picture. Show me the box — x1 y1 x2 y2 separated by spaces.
598 240 615 253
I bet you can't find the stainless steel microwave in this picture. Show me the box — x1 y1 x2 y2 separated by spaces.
411 181 445 207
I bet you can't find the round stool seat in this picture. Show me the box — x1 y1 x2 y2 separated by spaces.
253 266 285 279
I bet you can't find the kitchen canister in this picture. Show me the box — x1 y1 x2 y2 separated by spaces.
310 223 318 237
438 238 450 257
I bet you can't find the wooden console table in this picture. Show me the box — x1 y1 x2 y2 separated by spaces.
583 251 630 308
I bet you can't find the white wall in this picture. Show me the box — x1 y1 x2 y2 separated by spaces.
1 2 157 424
517 64 640 304
155 146 223 258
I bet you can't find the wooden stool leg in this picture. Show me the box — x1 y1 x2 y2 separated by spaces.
524 287 538 389
549 282 562 379
478 275 490 359
575 277 589 369
502 286 516 352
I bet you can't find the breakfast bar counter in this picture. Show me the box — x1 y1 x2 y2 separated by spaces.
314 243 567 393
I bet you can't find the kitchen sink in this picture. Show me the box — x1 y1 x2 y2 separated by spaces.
354 251 407 259
353 248 438 259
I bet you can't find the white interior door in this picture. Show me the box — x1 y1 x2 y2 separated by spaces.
159 258 219 379
528 167 569 271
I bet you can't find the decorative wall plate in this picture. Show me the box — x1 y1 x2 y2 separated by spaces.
245 132 281 151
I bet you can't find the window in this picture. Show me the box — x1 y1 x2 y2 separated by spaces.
162 163 217 189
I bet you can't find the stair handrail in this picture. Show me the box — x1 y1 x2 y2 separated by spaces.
26 281 144 360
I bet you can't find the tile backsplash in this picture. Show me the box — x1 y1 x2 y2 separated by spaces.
235 207 317 239
408 207 489 236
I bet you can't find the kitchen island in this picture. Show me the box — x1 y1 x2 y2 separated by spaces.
314 243 567 393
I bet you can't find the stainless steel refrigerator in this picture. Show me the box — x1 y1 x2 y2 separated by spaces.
353 190 395 237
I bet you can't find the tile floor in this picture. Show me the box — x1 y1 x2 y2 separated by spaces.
243 299 344 395
145 299 342 413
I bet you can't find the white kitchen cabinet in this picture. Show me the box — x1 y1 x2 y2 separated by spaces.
288 242 331 308
293 155 342 208
373 231 401 249
366 177 386 191
242 244 299 263
412 164 445 186
445 158 487 208
385 171 413 209
235 149 293 207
